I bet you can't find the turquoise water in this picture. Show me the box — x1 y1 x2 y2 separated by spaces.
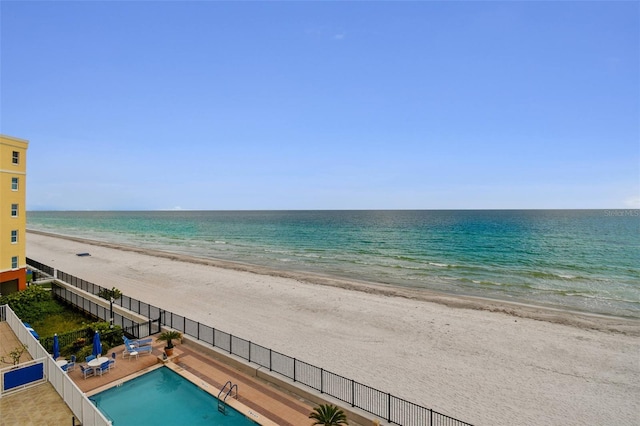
90 367 258 425
27 210 640 318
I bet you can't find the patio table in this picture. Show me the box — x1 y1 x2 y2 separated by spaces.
87 356 109 368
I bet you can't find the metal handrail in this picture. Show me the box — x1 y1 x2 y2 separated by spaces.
224 383 238 402
217 381 238 414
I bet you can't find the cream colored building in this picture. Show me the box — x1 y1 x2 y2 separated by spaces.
0 134 29 295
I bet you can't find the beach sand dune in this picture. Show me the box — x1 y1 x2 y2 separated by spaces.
27 231 639 426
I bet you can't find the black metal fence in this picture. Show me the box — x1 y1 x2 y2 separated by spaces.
40 328 92 354
51 283 159 339
30 262 472 426
26 257 54 277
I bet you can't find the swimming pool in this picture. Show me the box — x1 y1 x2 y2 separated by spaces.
90 367 259 425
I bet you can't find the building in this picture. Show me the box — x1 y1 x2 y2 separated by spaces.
0 134 29 295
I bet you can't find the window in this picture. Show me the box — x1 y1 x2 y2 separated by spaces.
12 151 19 164
11 204 18 217
11 230 18 243
11 256 18 269
11 177 19 191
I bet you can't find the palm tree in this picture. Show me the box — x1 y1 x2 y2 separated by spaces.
157 330 182 349
309 404 348 426
157 330 182 356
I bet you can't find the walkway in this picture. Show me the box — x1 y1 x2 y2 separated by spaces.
0 322 75 425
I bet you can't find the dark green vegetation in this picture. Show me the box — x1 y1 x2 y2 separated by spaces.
156 330 182 349
1 285 123 359
1 285 84 332
98 286 122 302
309 404 349 426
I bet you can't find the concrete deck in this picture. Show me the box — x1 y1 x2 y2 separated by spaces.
1 322 74 425
1 323 371 425
72 337 316 425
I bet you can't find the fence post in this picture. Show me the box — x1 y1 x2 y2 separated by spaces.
197 322 200 340
248 341 251 363
213 327 216 347
269 349 272 371
293 358 296 382
430 408 433 426
229 334 233 354
320 368 324 394
387 393 391 423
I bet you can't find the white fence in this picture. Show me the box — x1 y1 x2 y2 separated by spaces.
0 304 111 426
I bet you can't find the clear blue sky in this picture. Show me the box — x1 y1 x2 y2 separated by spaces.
2 1 638 210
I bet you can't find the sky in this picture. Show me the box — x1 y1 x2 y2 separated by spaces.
1 1 638 211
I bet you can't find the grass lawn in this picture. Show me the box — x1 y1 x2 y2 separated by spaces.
3 285 123 359
8 286 95 338
32 307 89 338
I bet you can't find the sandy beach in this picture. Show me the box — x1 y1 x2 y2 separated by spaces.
27 231 639 426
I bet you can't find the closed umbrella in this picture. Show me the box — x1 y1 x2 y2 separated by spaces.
52 333 60 359
92 331 102 357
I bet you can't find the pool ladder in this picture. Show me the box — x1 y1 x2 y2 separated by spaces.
217 380 238 415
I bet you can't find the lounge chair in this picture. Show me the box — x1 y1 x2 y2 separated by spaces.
23 323 39 340
124 336 152 348
133 338 153 347
124 336 153 346
95 361 110 376
80 365 94 379
123 337 138 352
136 345 153 356
122 338 136 355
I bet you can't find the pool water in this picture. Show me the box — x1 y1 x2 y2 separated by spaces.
90 367 259 425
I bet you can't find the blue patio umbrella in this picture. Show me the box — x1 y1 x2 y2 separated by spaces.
92 331 102 357
52 333 60 359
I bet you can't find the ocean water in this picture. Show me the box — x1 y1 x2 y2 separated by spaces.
27 210 640 319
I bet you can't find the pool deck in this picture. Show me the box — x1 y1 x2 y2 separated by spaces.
1 323 369 426
0 322 75 425
0 323 336 426
78 338 316 425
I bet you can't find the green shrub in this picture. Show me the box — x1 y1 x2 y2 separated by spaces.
1 286 125 358
0 286 52 323
76 345 94 362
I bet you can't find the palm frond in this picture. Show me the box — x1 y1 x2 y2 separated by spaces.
309 404 348 426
